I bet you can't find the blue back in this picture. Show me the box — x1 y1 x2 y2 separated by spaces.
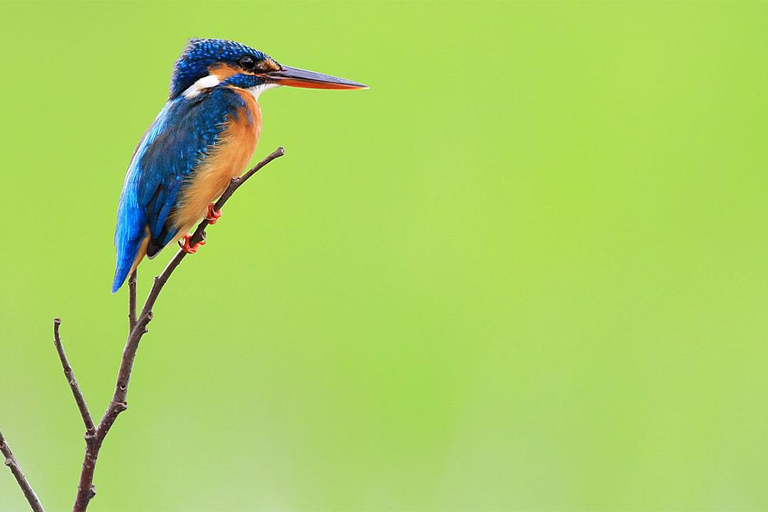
112 87 249 292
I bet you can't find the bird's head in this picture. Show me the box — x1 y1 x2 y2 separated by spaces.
170 38 366 100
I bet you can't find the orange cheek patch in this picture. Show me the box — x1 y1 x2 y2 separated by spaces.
259 58 281 72
208 63 241 80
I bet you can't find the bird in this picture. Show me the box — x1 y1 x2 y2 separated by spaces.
112 38 366 293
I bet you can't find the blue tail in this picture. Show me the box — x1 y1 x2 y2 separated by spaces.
112 193 147 293
112 237 143 293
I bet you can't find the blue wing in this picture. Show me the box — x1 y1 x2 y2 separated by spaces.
112 88 246 293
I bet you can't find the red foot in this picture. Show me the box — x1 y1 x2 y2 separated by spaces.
179 234 206 254
205 203 222 224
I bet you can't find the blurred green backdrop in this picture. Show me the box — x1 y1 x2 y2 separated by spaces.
2 1 768 511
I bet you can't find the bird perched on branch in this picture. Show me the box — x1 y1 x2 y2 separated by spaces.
112 38 366 292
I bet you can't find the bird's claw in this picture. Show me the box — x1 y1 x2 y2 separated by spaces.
205 203 222 224
179 234 205 254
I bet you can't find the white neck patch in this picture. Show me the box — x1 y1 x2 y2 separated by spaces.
182 75 221 99
248 83 280 101
182 76 280 101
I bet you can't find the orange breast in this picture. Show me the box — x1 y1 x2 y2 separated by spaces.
171 88 262 236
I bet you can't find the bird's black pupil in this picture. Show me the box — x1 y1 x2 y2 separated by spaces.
240 56 255 69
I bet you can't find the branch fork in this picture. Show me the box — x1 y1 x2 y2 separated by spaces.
2 147 285 511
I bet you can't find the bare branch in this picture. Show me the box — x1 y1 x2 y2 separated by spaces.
71 146 285 511
53 318 95 437
128 270 137 332
0 428 45 512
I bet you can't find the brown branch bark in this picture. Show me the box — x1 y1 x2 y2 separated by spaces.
0 428 45 512
128 270 137 332
71 146 285 511
53 318 96 437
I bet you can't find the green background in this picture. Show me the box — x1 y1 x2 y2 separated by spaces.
2 1 768 511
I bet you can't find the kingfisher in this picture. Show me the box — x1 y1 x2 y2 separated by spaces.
112 38 366 293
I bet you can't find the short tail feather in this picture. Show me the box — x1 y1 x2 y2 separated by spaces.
112 237 143 293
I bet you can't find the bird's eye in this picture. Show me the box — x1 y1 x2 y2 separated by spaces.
239 56 256 70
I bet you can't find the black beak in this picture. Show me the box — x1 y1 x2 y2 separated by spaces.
265 65 367 90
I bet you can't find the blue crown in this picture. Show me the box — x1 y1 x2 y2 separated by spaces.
170 38 268 98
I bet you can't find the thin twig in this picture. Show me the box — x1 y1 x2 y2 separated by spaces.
0 428 45 512
71 146 285 512
53 319 95 437
128 270 137 332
